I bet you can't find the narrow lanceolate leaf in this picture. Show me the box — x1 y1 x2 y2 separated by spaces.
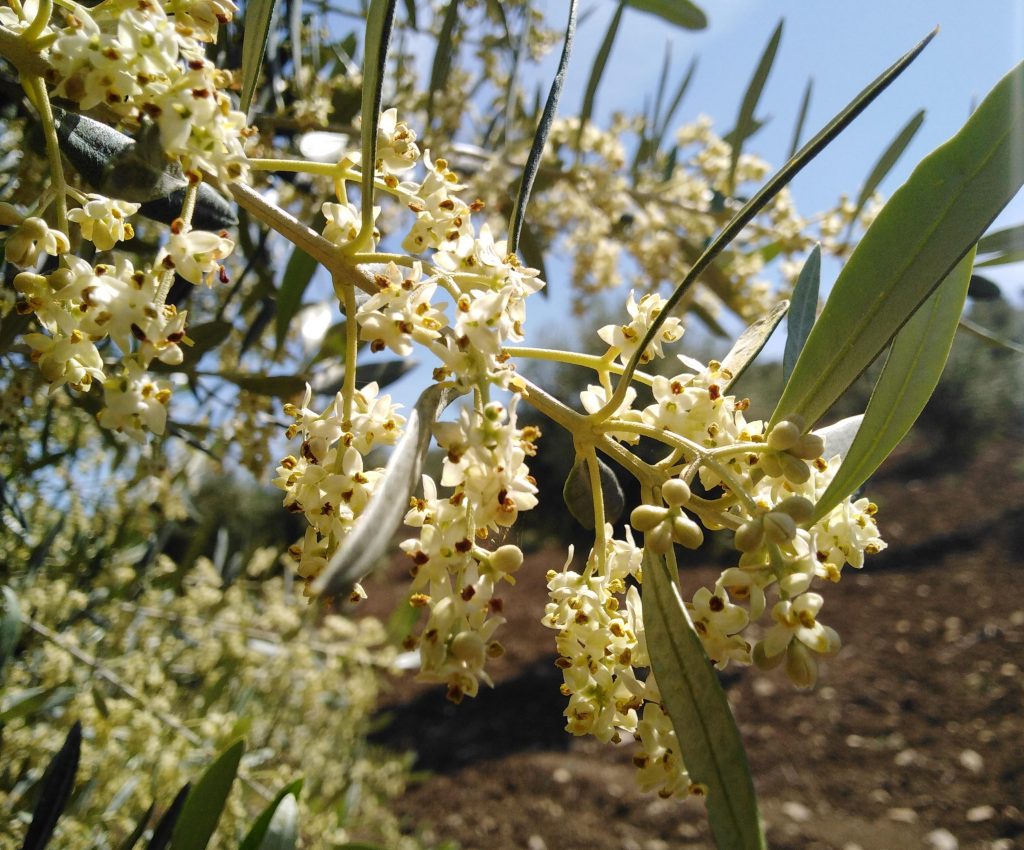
721 300 789 392
654 56 698 153
313 383 464 597
401 0 416 28
788 78 813 159
577 0 619 152
815 415 863 463
812 250 975 521
168 739 244 850
212 372 306 398
975 247 1024 267
275 245 319 352
623 0 706 30
771 59 1024 430
240 780 304 850
847 109 925 234
725 21 783 193
604 29 936 418
20 722 82 850
146 783 190 850
959 316 1024 354
783 244 821 382
114 803 154 850
977 221 1024 256
508 0 577 255
642 551 765 850
1 585 21 681
240 0 278 113
258 794 299 850
358 0 399 244
426 0 460 129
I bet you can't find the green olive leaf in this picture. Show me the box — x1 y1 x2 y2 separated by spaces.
643 550 766 850
772 59 1024 430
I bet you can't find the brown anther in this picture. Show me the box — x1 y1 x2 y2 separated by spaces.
708 384 721 401
130 323 147 341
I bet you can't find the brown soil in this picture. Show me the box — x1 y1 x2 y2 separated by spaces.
362 437 1024 850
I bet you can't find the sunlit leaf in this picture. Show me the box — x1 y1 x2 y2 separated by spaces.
787 77 813 159
612 31 937 413
20 722 81 850
815 415 863 462
847 109 925 235
977 221 1024 255
783 244 821 382
313 383 465 597
275 245 320 352
427 0 460 128
240 780 304 850
725 21 783 192
258 794 298 850
812 250 974 521
508 0 577 254
623 0 706 30
562 456 625 530
721 300 789 392
169 739 244 850
358 0 399 242
577 1 623 152
642 551 765 850
771 58 1024 430
240 0 278 112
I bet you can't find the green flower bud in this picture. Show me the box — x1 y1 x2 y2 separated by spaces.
661 478 691 508
671 515 704 549
450 631 486 667
758 452 783 478
645 521 673 555
767 418 803 451
763 511 797 544
491 544 524 574
784 641 818 689
734 518 765 552
792 432 825 460
774 496 814 524
630 504 668 533
778 452 812 485
753 640 785 670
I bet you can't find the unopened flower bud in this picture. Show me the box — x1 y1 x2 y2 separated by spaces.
661 478 691 508
774 496 814 524
763 511 797 544
758 452 783 478
792 432 825 460
0 202 22 227
753 640 785 670
784 641 818 689
645 521 673 554
491 544 524 574
671 515 704 549
767 418 803 451
450 631 486 668
630 504 668 533
778 452 811 485
734 518 765 552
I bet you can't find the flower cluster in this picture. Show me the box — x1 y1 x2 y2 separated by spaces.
273 382 405 594
399 398 540 701
45 0 249 182
543 529 696 798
